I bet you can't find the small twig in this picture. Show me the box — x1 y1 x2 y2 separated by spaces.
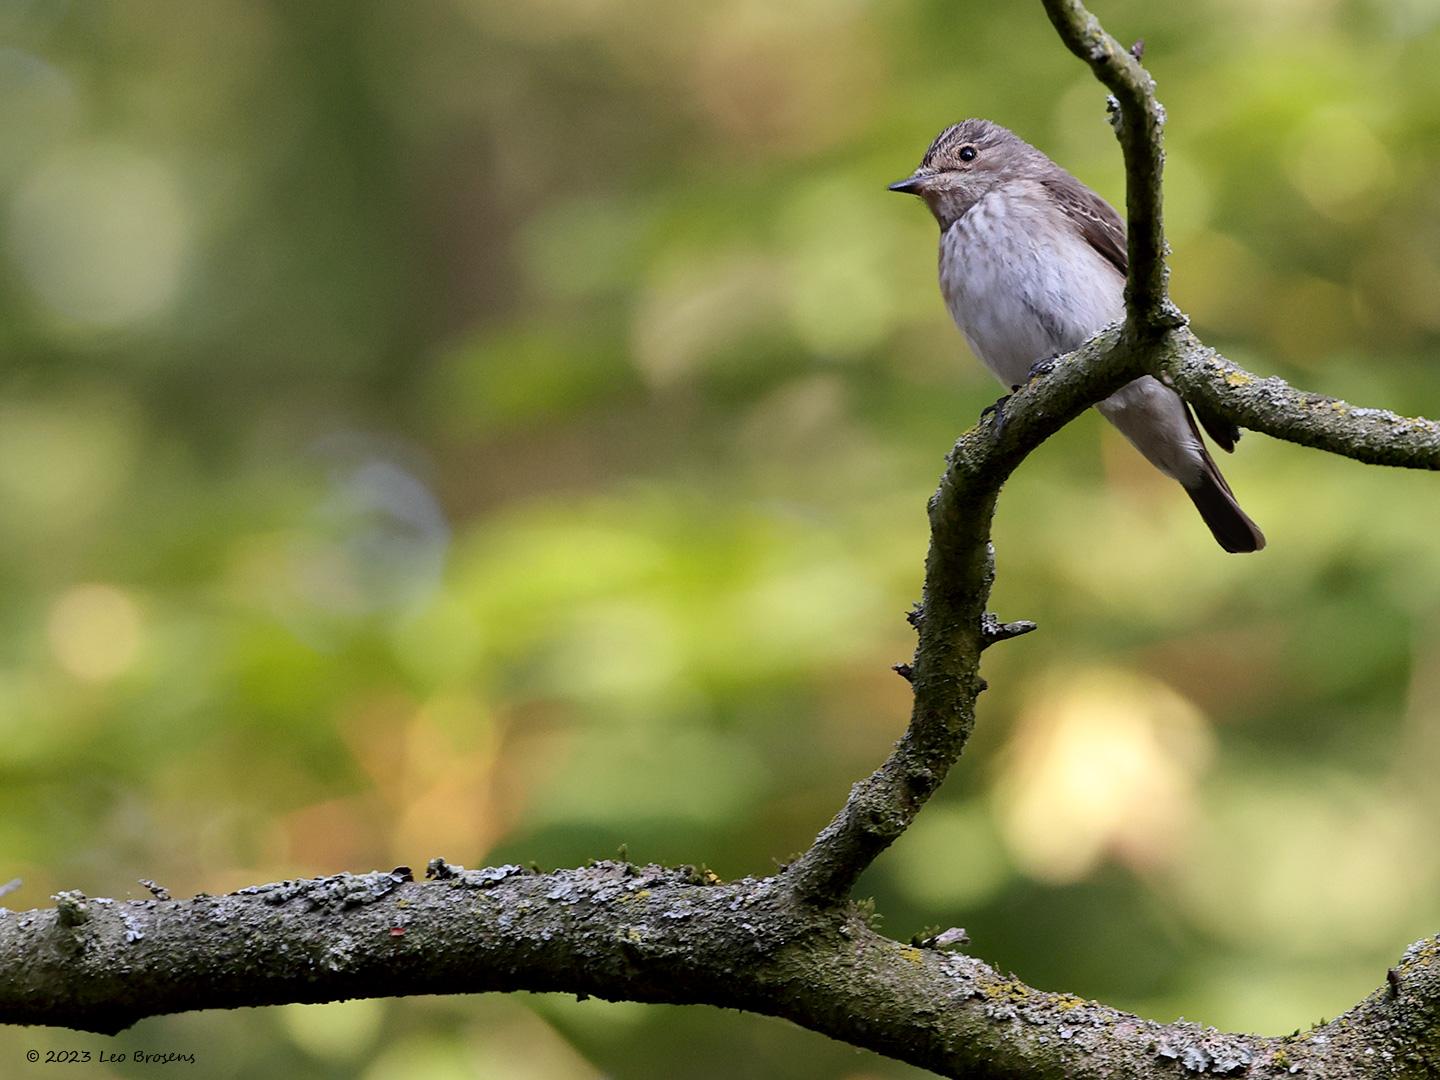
980 614 1038 651
918 927 971 950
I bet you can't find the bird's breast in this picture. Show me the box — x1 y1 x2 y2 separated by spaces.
938 184 1124 388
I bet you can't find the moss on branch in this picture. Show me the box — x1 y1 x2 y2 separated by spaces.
4 1 1440 1076
2 863 1436 1078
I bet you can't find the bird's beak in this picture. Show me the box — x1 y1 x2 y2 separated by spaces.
888 171 929 195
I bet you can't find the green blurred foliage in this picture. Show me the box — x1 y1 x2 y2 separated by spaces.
1 0 1439 1076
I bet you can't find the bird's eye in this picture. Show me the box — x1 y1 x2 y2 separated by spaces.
958 145 977 162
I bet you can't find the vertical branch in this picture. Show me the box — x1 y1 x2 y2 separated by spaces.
783 329 1147 904
786 2 1211 905
780 477 997 903
1041 0 1180 336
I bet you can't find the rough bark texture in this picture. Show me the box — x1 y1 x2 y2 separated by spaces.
4 2 1439 1076
783 324 1147 905
1042 0 1178 337
1162 334 1440 469
3 863 1439 1078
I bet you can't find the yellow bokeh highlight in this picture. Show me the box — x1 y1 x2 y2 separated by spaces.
1285 106 1395 222
993 668 1213 883
1167 775 1435 955
281 999 385 1062
47 584 144 683
889 800 1011 910
0 394 139 531
363 1006 602 1080
7 143 190 329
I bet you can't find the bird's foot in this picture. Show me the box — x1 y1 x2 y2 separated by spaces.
980 393 1013 439
1026 354 1060 382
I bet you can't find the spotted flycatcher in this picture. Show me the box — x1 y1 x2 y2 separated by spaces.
890 119 1264 553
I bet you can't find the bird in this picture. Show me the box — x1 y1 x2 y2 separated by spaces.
889 118 1265 554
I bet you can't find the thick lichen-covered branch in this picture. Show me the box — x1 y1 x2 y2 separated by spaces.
3 863 1438 1079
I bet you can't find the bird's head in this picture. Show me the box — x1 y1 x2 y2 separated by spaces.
889 119 1042 228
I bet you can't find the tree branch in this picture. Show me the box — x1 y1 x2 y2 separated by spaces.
3 1 1440 1075
4 863 1439 1079
787 0 1440 912
782 327 1147 903
1041 0 1178 335
1160 331 1440 469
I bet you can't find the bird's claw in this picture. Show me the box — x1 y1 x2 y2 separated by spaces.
980 358 1055 439
1026 354 1060 382
980 393 1013 440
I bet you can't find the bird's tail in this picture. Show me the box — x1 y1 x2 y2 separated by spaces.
1184 451 1266 554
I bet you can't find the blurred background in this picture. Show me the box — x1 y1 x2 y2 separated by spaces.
2 0 1439 1076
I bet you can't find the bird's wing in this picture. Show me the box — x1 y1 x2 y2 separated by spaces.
1043 173 1243 452
1040 173 1128 278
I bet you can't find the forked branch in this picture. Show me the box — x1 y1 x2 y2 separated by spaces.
3 2 1439 1076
